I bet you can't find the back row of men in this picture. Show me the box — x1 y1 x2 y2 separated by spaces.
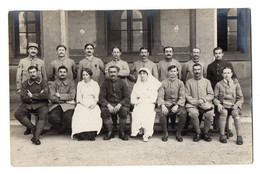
15 43 243 146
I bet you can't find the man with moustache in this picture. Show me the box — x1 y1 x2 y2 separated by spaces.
16 42 47 135
48 66 76 134
49 45 77 81
105 47 130 84
78 43 105 84
130 47 158 81
182 47 207 83
157 46 182 81
14 66 49 145
185 63 214 142
99 66 130 141
157 65 187 142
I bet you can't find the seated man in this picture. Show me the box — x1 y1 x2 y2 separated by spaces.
14 66 49 145
48 66 76 133
185 63 214 142
157 65 187 142
99 66 130 141
213 66 244 145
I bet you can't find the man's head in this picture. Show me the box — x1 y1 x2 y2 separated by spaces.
192 63 202 79
213 47 224 61
108 66 120 81
84 43 95 57
222 66 233 81
168 65 178 79
164 46 174 59
191 47 201 61
28 66 38 80
28 43 39 58
111 47 122 60
139 47 149 61
56 45 67 58
58 66 68 80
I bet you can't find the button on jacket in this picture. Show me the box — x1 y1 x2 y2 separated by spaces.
130 59 158 79
49 78 76 112
99 78 130 107
20 77 49 110
49 57 77 81
207 59 237 89
157 78 185 107
157 58 182 81
16 57 47 91
213 79 244 109
78 56 105 84
185 77 214 109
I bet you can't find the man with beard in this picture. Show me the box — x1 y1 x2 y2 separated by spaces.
48 66 76 134
49 45 77 81
105 47 130 84
78 43 105 85
99 66 130 141
16 42 47 135
182 47 207 83
157 46 182 81
185 63 214 142
14 66 49 145
130 47 158 81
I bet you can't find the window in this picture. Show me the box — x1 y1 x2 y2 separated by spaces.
107 10 150 54
13 11 41 57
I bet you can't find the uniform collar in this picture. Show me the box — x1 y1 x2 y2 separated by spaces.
57 78 70 86
27 57 38 61
223 79 233 86
28 77 41 85
86 55 94 60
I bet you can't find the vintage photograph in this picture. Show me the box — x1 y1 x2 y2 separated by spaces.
8 8 252 166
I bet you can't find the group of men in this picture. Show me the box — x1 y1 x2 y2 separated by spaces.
14 42 244 146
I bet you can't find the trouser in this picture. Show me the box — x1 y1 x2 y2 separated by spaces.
159 105 187 134
14 104 48 139
48 105 74 129
218 108 241 136
187 107 214 134
101 106 129 132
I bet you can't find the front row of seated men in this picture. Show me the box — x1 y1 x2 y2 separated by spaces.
14 61 244 146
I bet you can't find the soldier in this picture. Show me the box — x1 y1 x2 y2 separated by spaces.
14 66 49 145
49 45 77 81
99 66 130 141
130 47 158 81
77 43 105 85
48 66 76 134
16 42 47 135
157 46 182 81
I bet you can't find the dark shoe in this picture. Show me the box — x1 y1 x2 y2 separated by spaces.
31 137 41 145
193 133 201 142
225 130 233 138
161 131 168 142
201 133 212 142
219 135 227 143
236 136 243 145
103 131 115 140
24 128 31 135
176 132 183 142
119 131 129 141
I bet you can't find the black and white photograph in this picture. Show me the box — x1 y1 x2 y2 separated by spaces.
1 0 259 173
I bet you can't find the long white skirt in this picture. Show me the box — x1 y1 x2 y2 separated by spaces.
131 103 156 137
71 100 102 139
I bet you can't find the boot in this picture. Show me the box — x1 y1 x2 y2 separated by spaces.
162 131 168 142
193 133 201 142
103 119 115 140
24 128 31 135
236 136 243 145
160 116 168 142
201 133 212 142
104 131 115 140
119 118 128 141
175 131 183 142
219 135 227 143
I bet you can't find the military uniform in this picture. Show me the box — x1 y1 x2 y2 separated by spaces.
157 58 182 81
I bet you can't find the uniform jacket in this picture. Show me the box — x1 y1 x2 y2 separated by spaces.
130 59 158 79
182 59 207 83
157 58 182 81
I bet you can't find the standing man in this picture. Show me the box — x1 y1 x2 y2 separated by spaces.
185 63 214 142
99 66 130 141
14 66 49 145
49 45 77 81
157 46 182 81
105 47 130 84
78 43 105 85
16 42 47 135
157 65 187 142
48 66 76 134
182 47 207 83
130 47 158 81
